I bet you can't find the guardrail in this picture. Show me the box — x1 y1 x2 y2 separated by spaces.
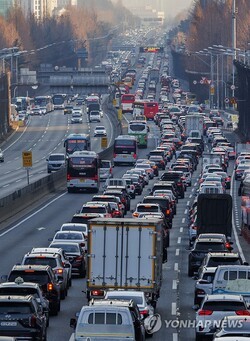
0 97 121 226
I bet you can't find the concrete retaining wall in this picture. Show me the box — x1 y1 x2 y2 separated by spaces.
0 96 121 225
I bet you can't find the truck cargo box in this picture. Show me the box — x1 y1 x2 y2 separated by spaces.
196 193 232 237
87 218 163 297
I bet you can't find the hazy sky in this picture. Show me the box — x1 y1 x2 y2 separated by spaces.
166 0 194 17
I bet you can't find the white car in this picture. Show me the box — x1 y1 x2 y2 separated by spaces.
71 113 82 124
94 126 107 136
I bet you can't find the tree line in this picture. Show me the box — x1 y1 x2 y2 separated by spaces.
0 0 139 70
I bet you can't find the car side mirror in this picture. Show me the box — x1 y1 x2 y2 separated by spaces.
1 275 7 282
192 304 199 311
70 318 77 329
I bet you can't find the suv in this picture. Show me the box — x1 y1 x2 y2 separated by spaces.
6 265 61 315
0 295 47 340
0 277 49 326
29 247 72 286
89 110 101 122
49 241 86 278
188 238 230 277
200 252 245 272
80 202 112 218
99 160 113 181
89 299 146 341
194 266 217 306
46 153 65 173
64 104 73 115
142 195 173 227
160 171 185 198
21 252 69 299
195 294 250 340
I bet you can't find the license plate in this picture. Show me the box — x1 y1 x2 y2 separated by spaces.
80 179 85 183
122 155 127 158
1 321 17 326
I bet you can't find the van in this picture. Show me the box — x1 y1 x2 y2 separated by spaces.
212 265 250 304
46 153 65 173
89 110 101 122
69 305 135 341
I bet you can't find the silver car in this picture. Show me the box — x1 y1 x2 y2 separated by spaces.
0 148 4 162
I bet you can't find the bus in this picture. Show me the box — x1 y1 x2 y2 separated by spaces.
64 134 91 155
128 120 149 148
52 94 65 109
113 135 137 165
133 100 159 120
34 96 54 113
13 97 29 111
121 94 135 113
67 151 99 193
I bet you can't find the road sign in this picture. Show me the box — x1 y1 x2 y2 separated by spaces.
231 84 236 90
224 97 230 103
193 80 197 85
112 99 117 106
101 137 108 149
22 151 32 168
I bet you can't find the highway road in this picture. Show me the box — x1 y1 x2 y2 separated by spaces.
0 99 115 199
0 118 245 341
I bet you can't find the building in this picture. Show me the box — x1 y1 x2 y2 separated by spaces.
0 0 13 16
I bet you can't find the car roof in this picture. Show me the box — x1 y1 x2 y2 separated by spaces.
204 294 245 301
206 252 240 258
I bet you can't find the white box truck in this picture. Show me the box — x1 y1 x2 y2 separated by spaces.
185 114 204 138
86 218 164 307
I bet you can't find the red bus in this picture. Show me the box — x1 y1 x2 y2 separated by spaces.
121 94 135 113
133 100 159 120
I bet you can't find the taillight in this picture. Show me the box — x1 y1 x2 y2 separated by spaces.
236 310 250 316
75 256 83 261
47 283 53 291
140 309 149 316
91 290 104 297
195 289 205 295
133 212 139 217
165 209 170 215
225 242 231 249
91 175 98 181
29 315 37 328
55 268 63 275
113 153 117 158
198 310 213 316
67 174 71 181
133 153 137 159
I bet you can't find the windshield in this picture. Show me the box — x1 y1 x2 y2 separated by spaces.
81 207 106 214
65 139 88 153
0 303 32 314
51 244 79 253
49 155 64 161
8 272 49 286
129 124 146 132
23 258 57 268
55 233 82 240
195 242 225 251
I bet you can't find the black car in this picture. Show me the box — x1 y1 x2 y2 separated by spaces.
7 265 61 316
64 105 73 115
160 171 185 198
0 295 47 339
50 242 86 278
188 238 230 277
142 195 173 228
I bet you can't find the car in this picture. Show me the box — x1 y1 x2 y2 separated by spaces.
6 265 61 315
188 238 230 277
94 125 107 136
142 195 173 227
89 299 146 341
21 248 71 296
213 315 250 339
64 105 73 114
99 160 113 180
29 246 72 287
91 194 125 217
0 277 50 327
49 231 86 250
46 153 65 173
71 112 83 124
59 223 88 238
0 148 4 162
80 202 112 218
195 294 250 340
104 290 155 334
49 241 86 278
194 266 217 306
132 203 162 218
0 295 47 340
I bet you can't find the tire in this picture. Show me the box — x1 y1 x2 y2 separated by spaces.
68 277 72 287
60 289 66 300
67 188 73 193
188 264 194 277
195 334 203 341
79 266 86 278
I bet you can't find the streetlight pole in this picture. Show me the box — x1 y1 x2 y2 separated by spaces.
232 0 237 98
